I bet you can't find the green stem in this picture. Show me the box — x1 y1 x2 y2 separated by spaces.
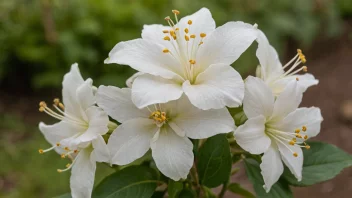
218 179 229 198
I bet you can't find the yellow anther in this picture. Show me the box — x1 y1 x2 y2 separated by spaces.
188 20 192 25
296 134 302 138
293 152 298 157
305 145 311 149
57 169 63 173
289 141 295 146
302 126 307 132
297 49 302 54
74 150 78 153
190 34 196 39
200 33 206 38
59 103 65 110
164 36 171 41
189 60 196 64
184 28 189 34
66 163 71 168
295 129 301 133
39 101 47 107
292 138 297 142
39 149 44 154
185 35 189 41
61 154 66 159
39 107 45 112
172 10 180 15
170 30 175 36
53 98 60 105
304 135 308 140
150 111 167 123
64 147 70 151
172 35 177 40
302 66 308 72
296 77 299 81
199 41 204 45
165 16 171 21
175 28 179 31
163 48 170 53
56 143 60 147
162 30 169 33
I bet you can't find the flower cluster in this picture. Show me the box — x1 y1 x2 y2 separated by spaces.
37 8 322 198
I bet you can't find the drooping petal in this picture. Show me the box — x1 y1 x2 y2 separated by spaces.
91 135 110 163
73 106 109 146
151 125 194 181
275 107 323 138
269 73 319 96
271 80 302 121
104 39 183 79
243 76 275 119
195 21 258 73
62 63 85 119
96 86 149 122
256 30 283 81
39 121 83 151
126 72 144 88
260 144 284 193
182 64 244 110
108 118 158 165
165 95 234 139
234 116 271 154
277 142 303 181
70 148 96 198
76 78 95 111
132 74 183 108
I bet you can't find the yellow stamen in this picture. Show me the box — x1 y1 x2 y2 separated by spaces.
302 66 308 72
64 147 70 151
175 28 179 31
66 163 71 168
184 28 189 33
302 126 307 132
293 152 298 157
58 103 65 110
162 30 169 33
164 16 171 21
295 129 301 133
304 135 308 140
172 10 180 15
189 60 196 64
39 149 44 154
61 154 66 159
188 20 192 25
199 41 203 45
163 48 170 53
57 169 63 173
164 36 171 41
305 145 311 149
74 150 78 153
200 33 206 38
56 143 60 147
190 34 196 39
185 35 189 41
53 98 60 105
39 101 47 107
289 141 295 145
39 107 45 112
296 134 302 138
296 77 299 81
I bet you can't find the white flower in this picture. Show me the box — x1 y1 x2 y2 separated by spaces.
255 30 318 96
38 64 110 198
105 8 258 110
234 76 323 192
96 86 234 180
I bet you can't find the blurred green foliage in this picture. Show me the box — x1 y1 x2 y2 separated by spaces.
0 0 349 90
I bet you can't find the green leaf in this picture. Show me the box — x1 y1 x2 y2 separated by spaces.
54 193 71 198
92 165 159 198
168 180 183 198
198 134 232 188
244 159 293 198
151 191 165 198
228 183 255 198
178 189 196 198
283 142 352 186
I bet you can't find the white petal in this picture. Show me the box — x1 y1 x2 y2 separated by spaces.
182 64 244 110
270 73 318 96
39 121 82 150
277 107 323 138
256 30 283 81
126 72 144 88
105 39 183 79
176 8 216 60
151 125 194 181
260 144 284 193
73 106 109 145
234 116 271 154
96 86 149 122
142 24 172 44
108 118 157 165
70 148 96 198
165 95 234 139
243 76 274 119
132 74 183 108
62 63 85 119
196 21 257 73
76 78 95 111
271 80 302 120
91 136 110 163
277 142 303 181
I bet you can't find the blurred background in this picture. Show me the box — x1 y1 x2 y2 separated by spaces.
0 0 351 197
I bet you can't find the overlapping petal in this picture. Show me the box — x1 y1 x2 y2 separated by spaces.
277 142 303 181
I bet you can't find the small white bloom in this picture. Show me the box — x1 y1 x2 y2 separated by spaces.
96 86 234 180
105 8 258 110
38 64 110 198
255 30 318 96
234 76 323 192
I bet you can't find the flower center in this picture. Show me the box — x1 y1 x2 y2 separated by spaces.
265 124 310 158
275 49 308 81
150 110 167 125
161 10 206 83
